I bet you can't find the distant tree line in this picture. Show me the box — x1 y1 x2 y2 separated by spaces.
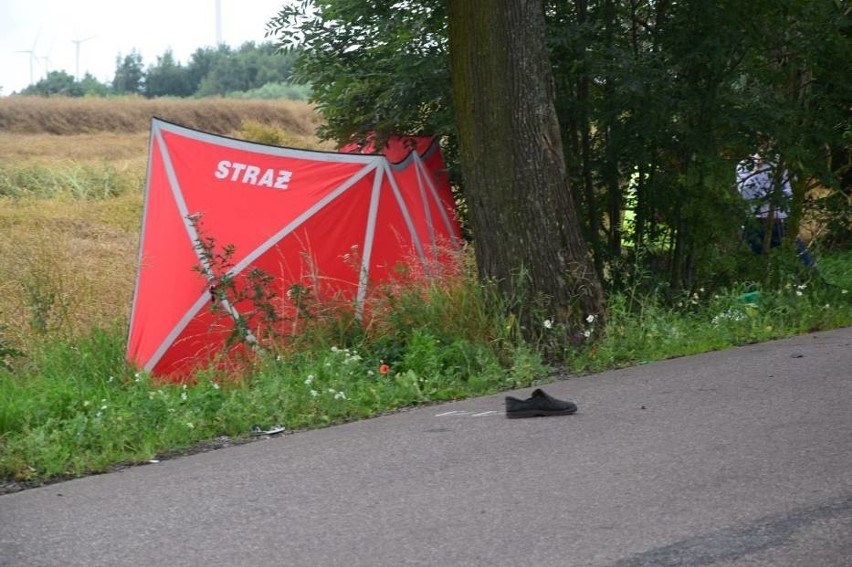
17 42 310 100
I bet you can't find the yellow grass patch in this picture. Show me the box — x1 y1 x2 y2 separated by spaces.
0 196 139 344
0 132 151 167
0 96 325 137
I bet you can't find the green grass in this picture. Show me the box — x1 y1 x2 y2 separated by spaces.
1 249 850 488
0 161 141 200
568 251 852 372
0 269 546 485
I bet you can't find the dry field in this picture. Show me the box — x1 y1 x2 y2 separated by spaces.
0 96 328 348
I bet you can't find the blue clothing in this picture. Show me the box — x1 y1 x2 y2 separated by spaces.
742 218 816 268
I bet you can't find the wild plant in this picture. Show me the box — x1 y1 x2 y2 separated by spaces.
189 213 280 350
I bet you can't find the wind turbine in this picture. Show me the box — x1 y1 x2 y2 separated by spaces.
14 27 41 86
215 0 223 46
37 39 55 80
71 35 96 80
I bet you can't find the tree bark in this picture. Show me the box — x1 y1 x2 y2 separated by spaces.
447 0 605 334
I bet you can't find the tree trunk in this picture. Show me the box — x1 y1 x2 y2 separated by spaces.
447 0 605 335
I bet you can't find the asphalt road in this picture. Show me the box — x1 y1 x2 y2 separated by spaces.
2 328 851 567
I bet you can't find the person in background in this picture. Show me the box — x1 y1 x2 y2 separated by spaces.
735 152 816 268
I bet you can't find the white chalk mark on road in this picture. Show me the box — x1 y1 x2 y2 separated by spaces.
435 410 500 417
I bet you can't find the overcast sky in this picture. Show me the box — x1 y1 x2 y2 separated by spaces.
0 0 288 95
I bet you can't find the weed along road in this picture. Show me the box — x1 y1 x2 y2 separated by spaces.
2 328 851 567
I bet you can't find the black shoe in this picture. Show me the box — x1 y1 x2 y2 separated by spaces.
505 388 578 418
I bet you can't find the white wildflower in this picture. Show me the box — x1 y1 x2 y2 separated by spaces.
543 319 553 329
310 390 318 397
304 375 314 385
583 329 592 338
181 391 188 401
712 309 747 326
586 314 596 324
345 352 362 364
334 391 347 400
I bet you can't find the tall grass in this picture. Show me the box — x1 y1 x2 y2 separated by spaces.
569 261 852 373
0 96 324 136
0 198 139 345
0 161 141 199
